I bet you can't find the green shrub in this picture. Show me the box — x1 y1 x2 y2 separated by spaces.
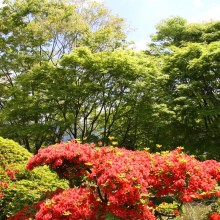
0 137 68 219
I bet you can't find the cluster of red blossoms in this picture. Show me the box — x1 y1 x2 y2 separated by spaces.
9 141 220 219
208 212 220 220
0 181 8 198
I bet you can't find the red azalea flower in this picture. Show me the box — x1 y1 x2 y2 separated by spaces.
173 209 179 216
7 169 16 180
209 212 220 220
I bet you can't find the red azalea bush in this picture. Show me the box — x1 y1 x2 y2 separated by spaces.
35 188 102 220
149 149 220 202
10 141 220 219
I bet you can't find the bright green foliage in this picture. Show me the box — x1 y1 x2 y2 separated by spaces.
163 42 220 150
148 17 220 157
150 16 220 50
0 137 68 219
0 0 127 152
0 43 163 150
57 48 164 148
0 2 219 158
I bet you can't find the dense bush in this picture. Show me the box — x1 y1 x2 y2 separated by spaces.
10 141 220 219
0 137 68 219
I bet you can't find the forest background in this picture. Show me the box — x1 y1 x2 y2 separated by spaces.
0 0 219 159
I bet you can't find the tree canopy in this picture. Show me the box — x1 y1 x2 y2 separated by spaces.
0 0 219 158
149 16 220 157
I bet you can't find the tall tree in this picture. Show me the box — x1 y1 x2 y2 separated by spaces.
0 0 127 152
148 17 220 156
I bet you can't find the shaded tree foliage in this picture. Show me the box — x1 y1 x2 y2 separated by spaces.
0 2 219 159
0 0 127 152
149 17 220 157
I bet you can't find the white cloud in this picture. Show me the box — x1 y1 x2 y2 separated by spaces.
190 4 220 22
130 40 148 51
93 0 104 3
0 0 5 8
193 0 203 8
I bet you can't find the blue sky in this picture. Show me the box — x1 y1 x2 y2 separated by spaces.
1 0 220 50
96 0 220 50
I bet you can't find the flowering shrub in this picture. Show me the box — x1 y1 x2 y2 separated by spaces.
36 188 102 220
149 148 220 202
10 141 220 219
